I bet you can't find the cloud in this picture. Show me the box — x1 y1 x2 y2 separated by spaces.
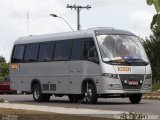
129 11 154 37
0 0 72 62
129 11 153 27
0 1 155 61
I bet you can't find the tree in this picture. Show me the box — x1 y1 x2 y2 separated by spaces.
147 0 160 13
150 13 160 36
142 34 160 82
146 0 160 35
145 0 160 82
0 56 9 79
0 56 6 63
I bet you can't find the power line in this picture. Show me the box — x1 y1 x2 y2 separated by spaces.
92 0 143 7
0 0 143 33
67 0 143 7
0 16 48 34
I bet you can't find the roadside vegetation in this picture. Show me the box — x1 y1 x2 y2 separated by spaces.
152 81 160 91
0 56 9 80
143 0 160 91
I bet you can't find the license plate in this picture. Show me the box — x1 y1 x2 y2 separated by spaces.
128 81 138 85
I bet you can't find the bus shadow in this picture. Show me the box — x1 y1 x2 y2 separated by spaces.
13 97 145 106
48 100 143 105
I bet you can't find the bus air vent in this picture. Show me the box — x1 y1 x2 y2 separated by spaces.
50 84 56 91
43 84 49 91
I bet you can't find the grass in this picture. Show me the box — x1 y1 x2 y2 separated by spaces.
152 81 160 92
0 108 116 120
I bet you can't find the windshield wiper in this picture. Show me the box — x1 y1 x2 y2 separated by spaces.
104 57 149 65
104 58 124 64
124 58 149 65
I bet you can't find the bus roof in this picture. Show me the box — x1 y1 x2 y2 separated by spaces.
14 27 136 45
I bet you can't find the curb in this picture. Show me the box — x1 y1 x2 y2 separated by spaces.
142 96 160 100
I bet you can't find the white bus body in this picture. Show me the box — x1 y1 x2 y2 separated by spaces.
10 28 152 104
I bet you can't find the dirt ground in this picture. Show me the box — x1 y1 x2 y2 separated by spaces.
143 93 160 96
0 108 116 120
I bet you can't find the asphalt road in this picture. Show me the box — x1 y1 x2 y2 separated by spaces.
0 95 160 115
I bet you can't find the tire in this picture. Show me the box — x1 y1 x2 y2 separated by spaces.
129 94 142 104
84 84 97 104
68 94 84 103
32 84 50 102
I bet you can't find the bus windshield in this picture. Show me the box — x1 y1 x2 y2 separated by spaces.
96 35 149 64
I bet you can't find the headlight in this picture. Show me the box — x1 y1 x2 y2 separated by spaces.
102 73 119 79
145 74 152 79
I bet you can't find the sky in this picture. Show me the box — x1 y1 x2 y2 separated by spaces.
0 0 156 61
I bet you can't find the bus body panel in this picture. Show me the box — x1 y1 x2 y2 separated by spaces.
69 61 101 94
10 61 70 93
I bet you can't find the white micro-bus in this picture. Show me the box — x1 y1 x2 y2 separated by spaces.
10 28 152 104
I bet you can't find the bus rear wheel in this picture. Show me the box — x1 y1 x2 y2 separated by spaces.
84 84 97 104
129 94 142 104
32 84 50 102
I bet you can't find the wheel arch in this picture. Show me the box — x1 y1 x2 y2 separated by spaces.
31 79 41 93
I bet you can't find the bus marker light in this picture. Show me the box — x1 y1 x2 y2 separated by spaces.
10 64 20 70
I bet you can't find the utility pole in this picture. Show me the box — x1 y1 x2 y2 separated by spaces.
67 4 91 30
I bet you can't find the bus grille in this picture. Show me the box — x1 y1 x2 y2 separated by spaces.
119 74 144 90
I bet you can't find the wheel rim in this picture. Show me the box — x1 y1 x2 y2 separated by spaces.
85 88 92 102
34 86 40 100
17 91 21 95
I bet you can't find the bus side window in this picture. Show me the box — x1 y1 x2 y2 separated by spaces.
83 38 99 63
71 40 85 60
24 43 39 62
53 41 71 61
38 42 54 62
12 45 25 63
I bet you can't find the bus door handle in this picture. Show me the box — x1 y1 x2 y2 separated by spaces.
58 81 61 83
77 70 80 73
70 70 73 73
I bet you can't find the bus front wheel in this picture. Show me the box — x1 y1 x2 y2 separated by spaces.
129 94 142 104
84 84 97 104
32 84 50 102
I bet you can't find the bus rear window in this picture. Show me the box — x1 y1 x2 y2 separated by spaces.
11 45 25 63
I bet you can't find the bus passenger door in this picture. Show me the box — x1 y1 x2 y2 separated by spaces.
69 40 85 94
69 61 84 94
